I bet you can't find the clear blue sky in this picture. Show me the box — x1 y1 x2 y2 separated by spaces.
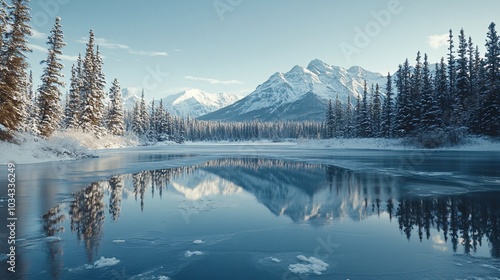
26 0 500 100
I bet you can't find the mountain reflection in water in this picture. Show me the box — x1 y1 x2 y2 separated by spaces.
41 157 500 270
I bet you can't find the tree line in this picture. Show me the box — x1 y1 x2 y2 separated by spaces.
326 23 500 146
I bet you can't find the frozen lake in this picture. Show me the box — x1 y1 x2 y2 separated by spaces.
1 143 500 279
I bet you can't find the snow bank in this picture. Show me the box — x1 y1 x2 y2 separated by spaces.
54 129 138 150
296 137 500 151
184 251 204 257
288 255 329 275
0 132 95 165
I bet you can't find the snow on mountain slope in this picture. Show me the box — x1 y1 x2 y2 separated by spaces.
198 59 386 122
121 87 142 111
160 89 240 118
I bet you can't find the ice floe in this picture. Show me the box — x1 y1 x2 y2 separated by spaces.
288 255 329 275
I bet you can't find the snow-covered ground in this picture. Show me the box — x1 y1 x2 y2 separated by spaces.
1 133 499 165
295 137 500 151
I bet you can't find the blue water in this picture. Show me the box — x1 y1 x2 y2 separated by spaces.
1 145 500 279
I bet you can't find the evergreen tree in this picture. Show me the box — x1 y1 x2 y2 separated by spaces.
93 45 106 133
360 81 372 137
0 0 31 131
107 78 124 136
372 83 381 137
410 51 422 132
420 53 443 131
447 29 457 126
37 17 66 138
453 28 469 127
435 57 449 125
139 89 149 134
334 94 343 137
65 65 80 129
381 72 394 138
395 60 412 137
344 94 353 138
132 101 142 135
354 93 361 137
482 22 500 136
325 99 334 138
80 30 97 132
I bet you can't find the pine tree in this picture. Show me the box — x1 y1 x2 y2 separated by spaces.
360 81 372 137
435 57 449 125
447 29 457 126
107 78 124 136
64 65 80 129
420 53 443 131
334 94 343 137
395 60 412 137
80 30 96 132
482 22 500 136
372 83 381 137
354 93 361 137
344 94 353 138
0 0 31 132
26 70 39 134
139 89 149 134
410 51 422 132
325 99 334 138
37 17 66 138
94 45 106 133
132 101 142 135
452 28 469 127
381 72 394 138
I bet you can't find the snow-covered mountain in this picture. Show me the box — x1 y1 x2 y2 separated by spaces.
121 87 142 111
160 89 240 118
198 59 386 121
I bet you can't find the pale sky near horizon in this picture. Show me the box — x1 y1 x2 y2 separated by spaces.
26 0 500 100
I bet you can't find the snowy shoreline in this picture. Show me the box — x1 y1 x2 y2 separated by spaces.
1 134 499 165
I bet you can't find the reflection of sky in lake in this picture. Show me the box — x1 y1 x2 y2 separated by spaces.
3 157 500 280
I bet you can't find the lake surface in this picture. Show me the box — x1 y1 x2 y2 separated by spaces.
1 144 500 279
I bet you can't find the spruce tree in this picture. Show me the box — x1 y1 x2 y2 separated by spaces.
482 22 500 136
453 28 469 127
139 89 149 134
410 51 422 132
37 17 66 138
344 94 353 138
80 30 97 132
65 65 80 129
132 101 142 135
0 0 31 132
332 94 341 137
435 57 449 125
395 60 412 137
420 53 443 132
360 81 372 137
372 83 381 137
381 73 394 138
107 78 124 135
446 29 457 126
325 99 334 138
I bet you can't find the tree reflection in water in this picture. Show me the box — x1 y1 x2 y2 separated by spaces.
41 157 500 266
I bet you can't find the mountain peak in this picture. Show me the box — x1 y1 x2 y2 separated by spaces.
306 58 330 74
162 89 239 118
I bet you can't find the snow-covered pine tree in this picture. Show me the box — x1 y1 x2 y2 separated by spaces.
395 59 412 137
64 65 80 129
360 80 372 137
482 22 500 136
26 70 39 134
381 72 394 138
447 29 457 126
37 17 66 138
80 30 96 132
409 51 423 133
344 94 353 138
132 101 142 135
93 45 106 134
470 46 486 134
0 0 31 132
420 53 443 132
325 99 334 138
139 89 149 134
372 83 381 137
434 57 449 126
354 93 361 137
107 78 125 136
452 28 469 127
334 94 343 137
